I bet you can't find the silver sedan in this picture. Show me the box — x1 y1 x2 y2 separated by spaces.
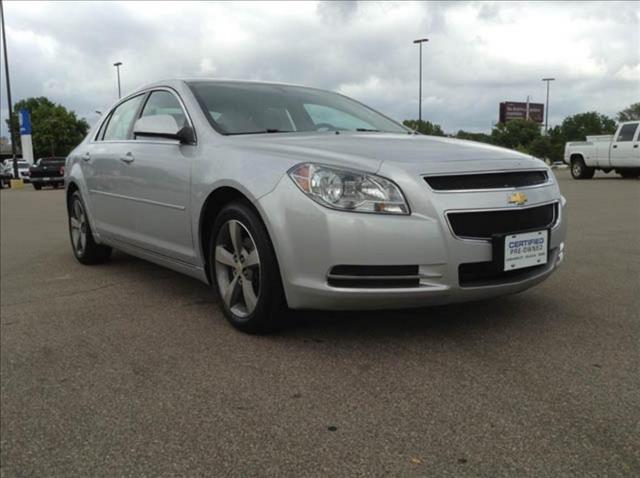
65 79 566 333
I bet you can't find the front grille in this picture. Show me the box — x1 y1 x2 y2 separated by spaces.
328 265 420 288
425 171 548 191
448 203 556 240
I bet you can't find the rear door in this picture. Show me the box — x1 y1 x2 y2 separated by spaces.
610 122 640 168
111 88 195 264
83 94 146 239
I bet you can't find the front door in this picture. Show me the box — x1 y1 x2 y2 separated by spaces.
112 89 195 265
610 122 639 168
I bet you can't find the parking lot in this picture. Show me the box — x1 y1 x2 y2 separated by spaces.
1 170 638 476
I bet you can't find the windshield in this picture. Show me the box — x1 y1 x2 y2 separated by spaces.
188 81 408 135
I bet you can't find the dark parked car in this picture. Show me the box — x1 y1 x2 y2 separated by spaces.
29 157 66 190
0 161 12 188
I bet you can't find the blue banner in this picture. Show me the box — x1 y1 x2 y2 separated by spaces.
19 109 32 136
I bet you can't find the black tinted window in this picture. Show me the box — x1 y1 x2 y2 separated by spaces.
103 95 145 141
616 123 638 142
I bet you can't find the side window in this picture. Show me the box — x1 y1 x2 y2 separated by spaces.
139 90 187 130
103 95 145 141
303 103 374 131
616 123 639 142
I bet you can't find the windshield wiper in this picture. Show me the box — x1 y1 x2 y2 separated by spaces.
356 128 380 132
227 129 294 135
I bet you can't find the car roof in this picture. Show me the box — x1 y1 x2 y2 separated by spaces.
137 78 313 92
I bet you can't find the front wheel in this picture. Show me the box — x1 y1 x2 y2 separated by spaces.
209 202 287 334
571 157 595 179
619 170 640 179
68 192 112 264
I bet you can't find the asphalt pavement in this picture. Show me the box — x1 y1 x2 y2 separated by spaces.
1 170 639 477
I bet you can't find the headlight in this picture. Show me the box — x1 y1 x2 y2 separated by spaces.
288 163 409 214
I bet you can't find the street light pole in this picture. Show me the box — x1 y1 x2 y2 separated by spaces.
113 62 123 99
542 77 555 134
0 0 18 179
413 38 429 126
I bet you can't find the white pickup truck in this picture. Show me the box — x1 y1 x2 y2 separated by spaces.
564 121 640 179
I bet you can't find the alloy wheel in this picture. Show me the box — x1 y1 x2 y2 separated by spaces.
214 220 261 317
69 198 87 256
572 162 582 177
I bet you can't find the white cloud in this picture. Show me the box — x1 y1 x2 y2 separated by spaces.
615 63 640 81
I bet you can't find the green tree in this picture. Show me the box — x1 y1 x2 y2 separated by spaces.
558 111 616 142
490 119 541 150
616 102 640 122
546 126 566 163
402 119 445 136
528 136 553 161
5 97 90 158
454 130 493 144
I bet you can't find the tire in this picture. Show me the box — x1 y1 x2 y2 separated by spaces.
570 157 595 179
619 170 639 179
68 191 112 265
209 202 287 334
33 183 42 190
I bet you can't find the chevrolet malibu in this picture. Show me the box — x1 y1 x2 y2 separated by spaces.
65 79 567 333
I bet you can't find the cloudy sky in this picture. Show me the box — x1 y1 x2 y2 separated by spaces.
1 1 639 136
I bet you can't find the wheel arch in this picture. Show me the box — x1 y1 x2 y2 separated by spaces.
66 181 80 212
198 186 274 284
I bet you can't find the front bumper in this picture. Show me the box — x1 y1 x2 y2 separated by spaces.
257 172 567 310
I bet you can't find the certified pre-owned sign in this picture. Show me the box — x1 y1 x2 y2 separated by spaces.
504 230 548 271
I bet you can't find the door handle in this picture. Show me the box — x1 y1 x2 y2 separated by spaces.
612 145 617 148
81 152 91 161
634 144 638 148
119 152 135 163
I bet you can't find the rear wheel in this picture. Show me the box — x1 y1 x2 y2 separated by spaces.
619 170 639 179
571 157 594 179
68 192 112 264
209 202 286 334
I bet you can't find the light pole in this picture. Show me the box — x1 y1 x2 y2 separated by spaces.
542 77 555 134
413 38 429 126
113 61 123 99
0 0 18 179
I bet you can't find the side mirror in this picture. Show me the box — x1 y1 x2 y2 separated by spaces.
133 115 195 144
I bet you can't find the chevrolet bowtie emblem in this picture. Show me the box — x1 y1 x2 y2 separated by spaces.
508 191 528 206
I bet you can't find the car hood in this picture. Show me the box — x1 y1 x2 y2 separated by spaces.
229 132 545 175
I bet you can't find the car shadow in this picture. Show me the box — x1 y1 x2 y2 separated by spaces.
278 294 545 339
106 250 555 342
591 175 639 180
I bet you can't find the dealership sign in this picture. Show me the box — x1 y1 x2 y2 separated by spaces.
499 102 544 123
